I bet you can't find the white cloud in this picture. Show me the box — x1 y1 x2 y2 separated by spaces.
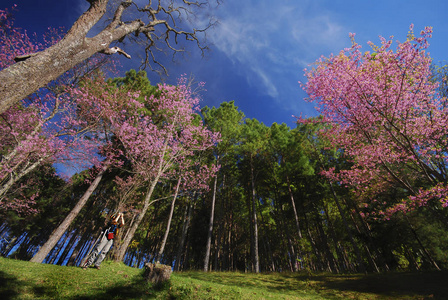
250 65 279 98
208 0 347 111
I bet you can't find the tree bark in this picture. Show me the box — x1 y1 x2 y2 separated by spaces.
250 157 260 273
174 195 194 271
328 181 366 273
323 204 348 273
47 232 71 264
0 0 211 114
56 230 78 265
405 215 441 271
113 172 162 262
30 165 107 263
314 209 337 273
155 176 181 263
0 0 142 114
286 175 303 239
204 166 218 271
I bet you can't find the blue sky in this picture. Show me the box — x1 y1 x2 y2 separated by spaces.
4 0 448 128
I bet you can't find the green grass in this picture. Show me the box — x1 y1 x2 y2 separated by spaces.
1 257 448 299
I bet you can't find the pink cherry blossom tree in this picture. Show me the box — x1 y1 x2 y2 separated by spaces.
302 25 448 217
29 75 139 263
0 10 110 213
0 6 116 214
112 80 219 261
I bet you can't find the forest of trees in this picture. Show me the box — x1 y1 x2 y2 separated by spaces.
2 3 448 275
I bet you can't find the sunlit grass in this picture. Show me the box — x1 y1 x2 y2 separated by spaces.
1 257 447 299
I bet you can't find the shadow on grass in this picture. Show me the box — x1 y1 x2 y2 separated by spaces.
0 268 169 300
178 270 448 299
0 270 60 299
0 270 20 300
69 275 169 300
319 271 448 299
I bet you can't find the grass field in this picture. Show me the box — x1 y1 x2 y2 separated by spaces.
1 257 448 299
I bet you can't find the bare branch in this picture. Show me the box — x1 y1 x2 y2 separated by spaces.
0 0 219 113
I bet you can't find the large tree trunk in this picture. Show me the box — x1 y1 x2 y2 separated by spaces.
0 0 141 114
204 167 218 271
30 165 107 263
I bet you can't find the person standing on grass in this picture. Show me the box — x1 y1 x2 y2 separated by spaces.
82 212 125 270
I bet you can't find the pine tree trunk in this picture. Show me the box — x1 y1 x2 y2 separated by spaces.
48 232 71 264
174 196 194 271
56 230 78 265
155 176 181 263
302 207 320 271
204 168 218 271
314 210 337 273
405 215 441 270
349 198 390 271
67 228 90 266
279 204 298 271
286 175 303 239
257 202 275 272
328 180 366 273
30 165 107 263
323 204 348 273
250 157 260 273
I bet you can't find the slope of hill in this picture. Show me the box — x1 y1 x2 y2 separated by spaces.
1 257 447 299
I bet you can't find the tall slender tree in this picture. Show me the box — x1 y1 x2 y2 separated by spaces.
202 101 245 271
112 81 218 261
239 118 269 273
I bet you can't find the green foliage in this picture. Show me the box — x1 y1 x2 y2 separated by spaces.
239 118 269 156
2 164 70 254
202 100 245 154
107 69 159 116
108 69 157 100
